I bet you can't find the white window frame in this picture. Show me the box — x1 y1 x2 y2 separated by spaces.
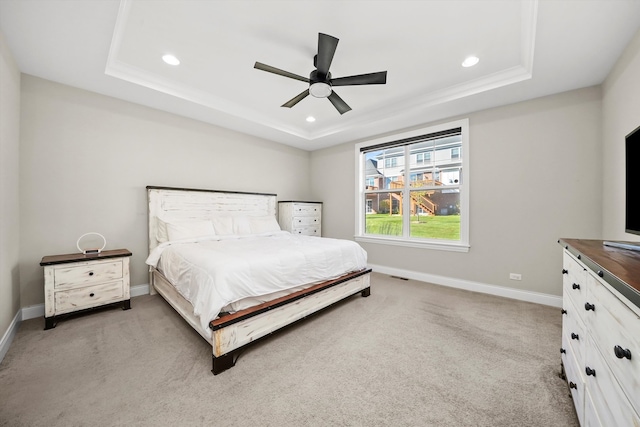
354 119 470 252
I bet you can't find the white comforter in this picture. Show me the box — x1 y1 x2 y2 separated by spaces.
145 231 368 332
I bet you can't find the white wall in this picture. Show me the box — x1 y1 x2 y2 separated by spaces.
602 28 640 240
311 86 603 297
18 75 311 307
0 31 21 349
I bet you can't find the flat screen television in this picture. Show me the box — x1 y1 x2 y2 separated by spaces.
605 125 640 251
625 125 640 236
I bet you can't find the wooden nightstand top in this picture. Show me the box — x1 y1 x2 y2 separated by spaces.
40 249 132 266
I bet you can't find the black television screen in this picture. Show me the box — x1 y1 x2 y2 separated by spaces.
626 125 640 235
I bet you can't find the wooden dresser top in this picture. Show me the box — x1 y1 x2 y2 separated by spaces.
559 238 640 308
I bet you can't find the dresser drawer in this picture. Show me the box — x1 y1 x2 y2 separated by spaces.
291 226 321 236
584 335 640 427
586 273 640 414
563 300 586 367
563 251 587 315
291 203 321 216
562 339 585 426
54 260 123 290
292 216 321 226
54 280 125 314
584 389 603 427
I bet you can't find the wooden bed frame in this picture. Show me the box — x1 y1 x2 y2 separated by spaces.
147 186 371 374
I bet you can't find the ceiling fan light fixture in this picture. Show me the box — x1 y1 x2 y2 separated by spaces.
309 82 332 98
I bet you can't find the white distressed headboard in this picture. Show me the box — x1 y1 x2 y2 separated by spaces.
147 186 277 253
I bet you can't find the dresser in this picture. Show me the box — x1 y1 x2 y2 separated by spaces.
40 249 132 329
278 201 322 236
558 239 640 426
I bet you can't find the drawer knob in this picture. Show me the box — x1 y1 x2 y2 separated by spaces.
560 348 566 354
614 345 632 360
89 293 95 297
561 309 567 315
584 302 595 311
89 272 94 276
571 333 579 340
569 382 577 390
585 367 596 377
572 283 580 290
562 269 568 274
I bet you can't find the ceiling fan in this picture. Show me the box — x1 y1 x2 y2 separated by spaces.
254 33 387 115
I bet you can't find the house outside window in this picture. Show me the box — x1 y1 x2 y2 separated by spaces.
355 119 469 252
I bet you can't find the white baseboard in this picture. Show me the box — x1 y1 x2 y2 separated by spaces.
367 263 563 308
0 283 151 364
0 310 21 364
131 283 150 298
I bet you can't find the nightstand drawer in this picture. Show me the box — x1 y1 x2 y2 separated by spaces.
54 260 123 290
54 280 124 314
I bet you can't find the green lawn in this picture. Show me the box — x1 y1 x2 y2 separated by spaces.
365 214 460 240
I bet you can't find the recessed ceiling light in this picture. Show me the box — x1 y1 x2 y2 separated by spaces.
462 56 479 68
162 54 180 66
306 116 316 123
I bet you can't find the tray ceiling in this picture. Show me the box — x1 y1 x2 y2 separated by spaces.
1 0 639 150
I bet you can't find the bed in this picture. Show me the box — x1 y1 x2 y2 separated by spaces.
146 186 371 374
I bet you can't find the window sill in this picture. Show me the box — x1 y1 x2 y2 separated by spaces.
355 235 470 252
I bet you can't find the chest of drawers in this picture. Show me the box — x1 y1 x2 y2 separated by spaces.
40 249 132 329
559 239 640 426
278 201 322 236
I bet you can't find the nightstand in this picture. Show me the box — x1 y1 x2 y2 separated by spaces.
40 249 132 329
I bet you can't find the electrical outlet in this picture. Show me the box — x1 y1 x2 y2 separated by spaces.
509 273 522 281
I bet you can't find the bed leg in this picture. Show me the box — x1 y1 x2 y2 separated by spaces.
212 352 237 375
361 287 371 297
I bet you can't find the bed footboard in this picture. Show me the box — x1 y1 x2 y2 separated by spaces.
211 270 371 374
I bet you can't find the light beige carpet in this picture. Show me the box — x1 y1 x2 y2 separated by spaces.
0 272 578 426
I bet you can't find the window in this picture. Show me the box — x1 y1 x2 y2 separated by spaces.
416 152 431 164
384 157 398 168
355 119 469 252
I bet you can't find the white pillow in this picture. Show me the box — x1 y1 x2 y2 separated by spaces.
210 216 234 236
249 215 281 234
156 218 169 243
166 220 215 241
232 216 252 235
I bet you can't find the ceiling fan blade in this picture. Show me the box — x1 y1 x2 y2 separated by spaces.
254 62 310 83
282 89 310 108
316 33 339 77
330 71 387 86
327 91 351 115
